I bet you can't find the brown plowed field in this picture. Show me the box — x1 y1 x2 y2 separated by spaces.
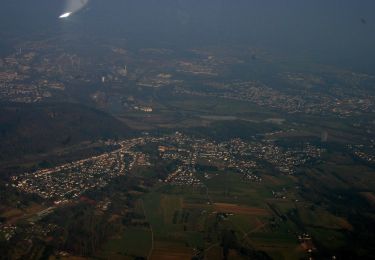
214 203 269 216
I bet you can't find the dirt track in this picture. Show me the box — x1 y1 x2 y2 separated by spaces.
214 203 269 216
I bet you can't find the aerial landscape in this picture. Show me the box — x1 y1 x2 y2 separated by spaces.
0 0 375 259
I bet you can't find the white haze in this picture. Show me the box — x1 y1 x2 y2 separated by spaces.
59 0 89 18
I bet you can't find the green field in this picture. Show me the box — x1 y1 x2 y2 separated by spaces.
101 227 152 258
138 170 315 259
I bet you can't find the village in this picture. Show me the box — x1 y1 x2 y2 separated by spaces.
176 79 375 118
10 132 325 203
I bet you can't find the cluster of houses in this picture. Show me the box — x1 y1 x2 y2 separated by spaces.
11 133 324 203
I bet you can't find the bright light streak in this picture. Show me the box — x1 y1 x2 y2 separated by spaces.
59 12 72 19
58 0 89 19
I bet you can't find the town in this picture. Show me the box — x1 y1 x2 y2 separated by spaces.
176 79 375 118
1 39 374 122
11 132 324 203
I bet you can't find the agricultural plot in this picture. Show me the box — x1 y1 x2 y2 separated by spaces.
139 168 312 259
100 227 152 259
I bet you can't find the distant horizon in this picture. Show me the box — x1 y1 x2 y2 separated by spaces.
1 0 375 73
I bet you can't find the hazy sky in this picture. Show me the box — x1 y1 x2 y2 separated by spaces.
1 0 375 71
